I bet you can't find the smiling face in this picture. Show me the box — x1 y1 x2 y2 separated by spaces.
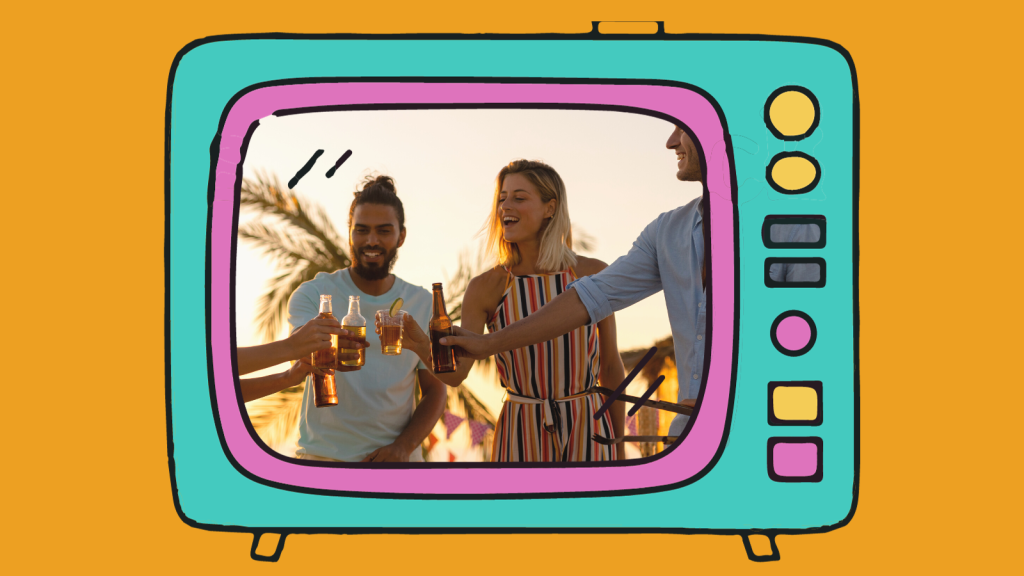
349 203 406 281
497 173 557 245
666 125 703 182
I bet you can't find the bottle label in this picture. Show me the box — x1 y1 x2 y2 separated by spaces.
341 325 366 367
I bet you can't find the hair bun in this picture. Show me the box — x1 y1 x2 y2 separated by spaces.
360 174 396 195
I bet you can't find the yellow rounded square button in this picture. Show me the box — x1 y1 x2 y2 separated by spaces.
773 386 819 421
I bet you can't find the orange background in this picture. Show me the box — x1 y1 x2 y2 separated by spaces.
3 1 1019 572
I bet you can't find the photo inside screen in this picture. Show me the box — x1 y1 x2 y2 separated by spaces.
235 108 705 463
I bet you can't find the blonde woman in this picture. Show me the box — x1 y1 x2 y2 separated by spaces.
393 160 626 462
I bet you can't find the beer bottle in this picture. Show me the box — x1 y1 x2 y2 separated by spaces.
340 295 366 367
429 283 457 374
312 294 338 407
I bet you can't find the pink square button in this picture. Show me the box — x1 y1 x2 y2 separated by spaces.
768 438 823 482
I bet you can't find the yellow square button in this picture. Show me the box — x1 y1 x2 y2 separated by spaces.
772 385 819 422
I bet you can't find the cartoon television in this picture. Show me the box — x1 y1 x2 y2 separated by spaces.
165 25 859 562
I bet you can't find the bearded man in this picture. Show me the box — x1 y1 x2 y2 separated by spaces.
286 175 446 463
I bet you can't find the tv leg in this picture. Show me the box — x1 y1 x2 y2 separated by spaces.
250 532 287 562
741 533 780 562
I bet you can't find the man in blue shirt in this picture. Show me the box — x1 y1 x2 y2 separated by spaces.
443 124 708 437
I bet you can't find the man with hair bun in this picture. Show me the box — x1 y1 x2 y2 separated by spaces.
286 175 447 463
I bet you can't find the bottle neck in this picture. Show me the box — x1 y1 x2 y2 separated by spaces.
347 298 361 316
319 300 332 314
431 289 448 319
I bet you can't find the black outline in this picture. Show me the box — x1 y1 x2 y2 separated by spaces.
761 215 826 249
324 149 352 179
627 375 666 417
763 85 821 141
767 437 824 483
162 30 860 555
770 310 818 356
764 257 827 288
594 346 657 421
287 149 323 189
768 381 823 427
766 151 822 195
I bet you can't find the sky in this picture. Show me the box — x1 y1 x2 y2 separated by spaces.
236 107 702 430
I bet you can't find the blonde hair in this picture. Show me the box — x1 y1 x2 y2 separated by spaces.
485 160 577 273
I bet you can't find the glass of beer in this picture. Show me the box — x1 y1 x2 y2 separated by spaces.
375 310 405 355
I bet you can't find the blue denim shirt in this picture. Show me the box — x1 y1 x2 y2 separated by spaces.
569 196 705 436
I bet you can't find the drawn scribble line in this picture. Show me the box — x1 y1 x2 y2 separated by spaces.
627 375 666 417
593 346 657 421
325 150 353 178
288 149 324 189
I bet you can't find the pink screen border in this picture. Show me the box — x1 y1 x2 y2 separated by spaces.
210 81 735 495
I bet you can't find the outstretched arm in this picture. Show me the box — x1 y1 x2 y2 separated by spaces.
240 357 327 402
441 287 591 359
445 216 668 358
237 317 367 376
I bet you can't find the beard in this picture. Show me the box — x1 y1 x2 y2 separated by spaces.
350 244 399 281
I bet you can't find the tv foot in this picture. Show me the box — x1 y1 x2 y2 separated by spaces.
250 532 287 562
741 533 780 562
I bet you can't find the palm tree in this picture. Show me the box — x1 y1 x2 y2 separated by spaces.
238 173 497 456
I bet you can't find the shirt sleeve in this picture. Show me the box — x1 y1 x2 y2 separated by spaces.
287 283 320 335
569 216 664 324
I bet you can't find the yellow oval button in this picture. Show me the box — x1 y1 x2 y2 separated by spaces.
766 89 818 139
768 153 820 194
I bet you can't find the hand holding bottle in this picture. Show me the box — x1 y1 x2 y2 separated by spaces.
287 316 368 359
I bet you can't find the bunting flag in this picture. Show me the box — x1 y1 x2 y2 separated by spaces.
468 420 493 446
443 411 465 439
627 413 637 436
425 432 439 453
448 452 457 462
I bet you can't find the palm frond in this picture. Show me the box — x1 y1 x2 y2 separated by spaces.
240 172 350 269
239 174 350 342
239 221 334 269
254 260 336 343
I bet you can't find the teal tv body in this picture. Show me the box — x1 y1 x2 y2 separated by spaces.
166 28 858 562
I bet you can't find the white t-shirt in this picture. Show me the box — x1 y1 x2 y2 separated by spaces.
287 269 431 462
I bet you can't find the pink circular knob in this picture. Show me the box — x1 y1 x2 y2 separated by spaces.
770 311 817 356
